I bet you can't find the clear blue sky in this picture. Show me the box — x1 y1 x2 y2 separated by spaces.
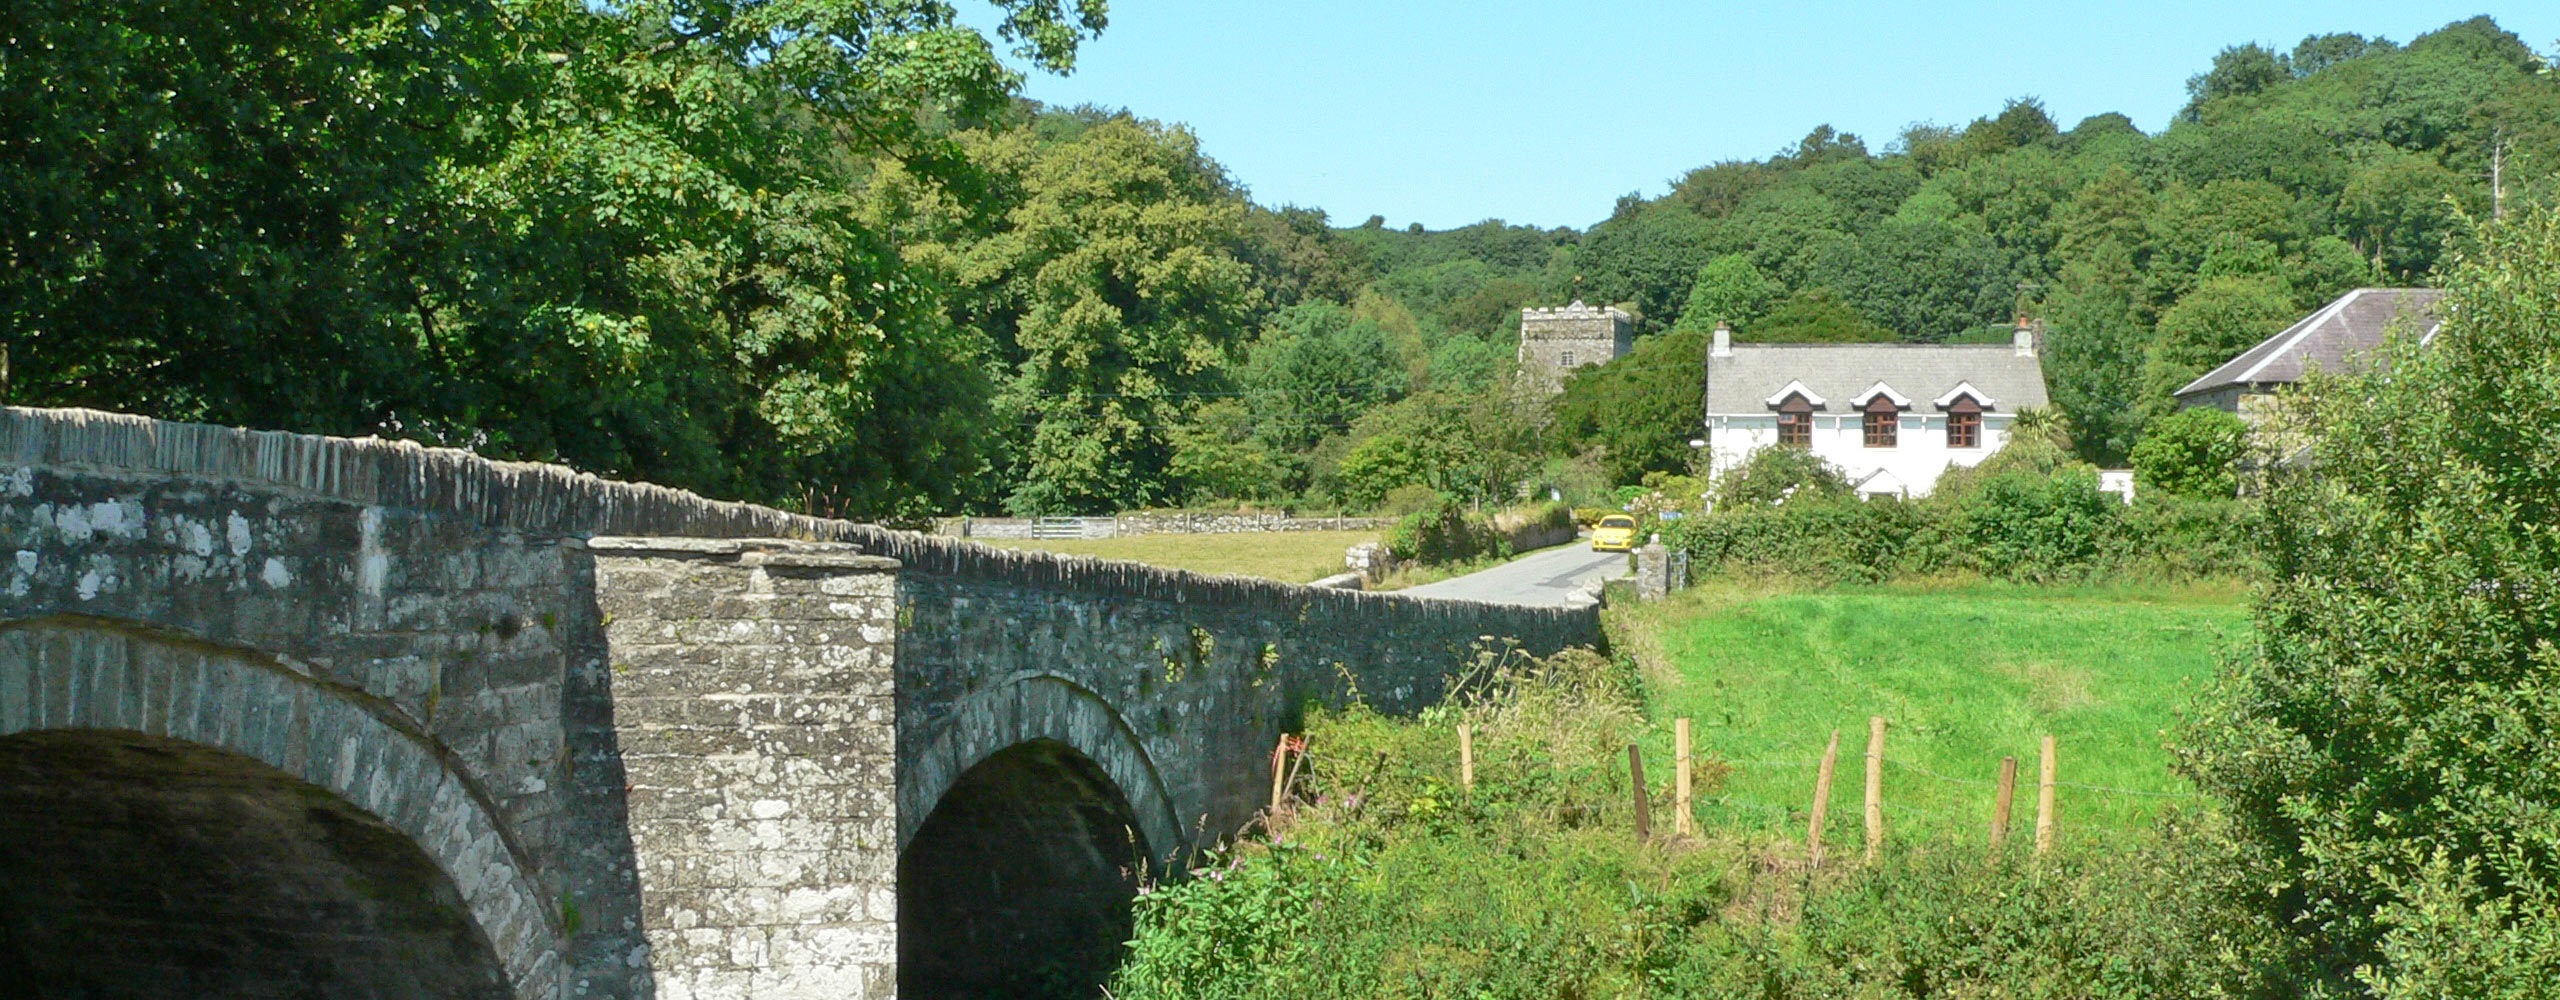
969 2 2559 231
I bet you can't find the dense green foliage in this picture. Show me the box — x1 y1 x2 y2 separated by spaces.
1113 642 2274 999
1674 457 2259 585
1545 324 1709 484
17 6 2560 996
15 9 2545 514
2129 405 2249 498
1542 18 2556 464
1708 444 1852 508
2178 203 2560 995
1382 500 1504 565
4 0 1107 518
1382 499 1570 567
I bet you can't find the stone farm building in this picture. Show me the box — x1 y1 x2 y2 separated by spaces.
1701 322 2050 499
2174 287 2446 420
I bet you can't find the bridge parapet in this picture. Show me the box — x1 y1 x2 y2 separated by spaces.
0 406 1603 1000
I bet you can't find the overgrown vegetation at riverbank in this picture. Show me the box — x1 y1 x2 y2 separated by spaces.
1110 642 2268 999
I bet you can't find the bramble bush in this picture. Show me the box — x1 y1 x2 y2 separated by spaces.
1711 444 1852 509
1384 498 1504 564
1668 835 2278 999
1386 499 1571 566
1949 465 2125 582
1671 490 1930 583
2129 406 2248 499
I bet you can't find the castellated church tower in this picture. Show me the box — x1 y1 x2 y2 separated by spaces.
1517 301 1634 394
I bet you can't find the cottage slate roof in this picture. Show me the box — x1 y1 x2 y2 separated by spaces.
1704 343 2049 415
2175 287 2445 398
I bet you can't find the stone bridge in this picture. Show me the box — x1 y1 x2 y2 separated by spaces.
0 408 1601 1000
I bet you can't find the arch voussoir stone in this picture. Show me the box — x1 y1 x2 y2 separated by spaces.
902 672 1182 866
0 617 564 1000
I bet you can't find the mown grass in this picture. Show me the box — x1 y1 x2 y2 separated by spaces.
979 529 1375 583
1625 578 2252 848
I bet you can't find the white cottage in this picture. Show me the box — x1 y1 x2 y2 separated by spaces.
1701 322 2051 499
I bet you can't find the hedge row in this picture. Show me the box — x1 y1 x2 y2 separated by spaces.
1388 499 1573 565
1666 467 2259 584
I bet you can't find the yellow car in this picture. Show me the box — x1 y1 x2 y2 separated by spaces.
1591 514 1639 552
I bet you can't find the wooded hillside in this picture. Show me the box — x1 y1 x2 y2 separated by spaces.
7 7 2552 513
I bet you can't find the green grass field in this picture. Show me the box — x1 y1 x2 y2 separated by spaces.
980 529 1375 584
1631 580 2252 848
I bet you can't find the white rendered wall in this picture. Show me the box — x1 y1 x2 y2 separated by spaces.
1704 412 2017 497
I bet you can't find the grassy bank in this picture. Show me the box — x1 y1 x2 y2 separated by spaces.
980 529 1375 583
1628 579 2250 845
1112 641 2265 1000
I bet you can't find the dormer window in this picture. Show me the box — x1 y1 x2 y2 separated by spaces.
1947 396 1982 448
1778 393 1813 447
1863 395 1899 448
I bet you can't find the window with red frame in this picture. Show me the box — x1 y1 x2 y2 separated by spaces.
1863 395 1899 447
1946 396 1981 448
1777 394 1813 447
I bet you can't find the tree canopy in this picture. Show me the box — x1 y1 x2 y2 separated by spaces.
7 7 2554 512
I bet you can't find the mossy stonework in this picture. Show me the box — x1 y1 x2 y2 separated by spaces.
0 407 1600 999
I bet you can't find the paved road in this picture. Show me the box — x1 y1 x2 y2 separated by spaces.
1398 536 1631 607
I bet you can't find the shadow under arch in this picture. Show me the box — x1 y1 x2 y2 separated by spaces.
0 615 564 998
898 672 1182 864
899 674 1180 1000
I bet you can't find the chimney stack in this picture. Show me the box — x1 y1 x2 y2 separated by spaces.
2013 316 2036 358
1711 321 1733 358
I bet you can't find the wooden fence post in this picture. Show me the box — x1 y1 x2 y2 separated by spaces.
1458 723 1475 792
1628 744 1652 843
1269 734 1291 814
2035 735 2058 857
1864 716 1886 864
1807 730 1840 868
1674 717 1694 838
1991 755 2018 850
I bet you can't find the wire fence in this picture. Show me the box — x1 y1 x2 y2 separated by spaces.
1269 714 2215 859
1644 725 2206 851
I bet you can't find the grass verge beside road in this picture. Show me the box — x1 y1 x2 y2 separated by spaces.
1625 578 2251 846
979 529 1376 584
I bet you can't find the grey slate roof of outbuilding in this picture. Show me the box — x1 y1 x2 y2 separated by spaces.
1704 343 2050 414
2175 287 2445 399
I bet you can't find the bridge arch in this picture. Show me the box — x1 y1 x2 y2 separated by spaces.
898 673 1179 999
899 672 1181 861
0 616 564 999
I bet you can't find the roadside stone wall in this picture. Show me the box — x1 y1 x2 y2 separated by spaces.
936 513 1392 539
1344 540 1399 584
